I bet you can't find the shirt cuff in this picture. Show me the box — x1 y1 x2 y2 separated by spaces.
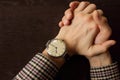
13 53 59 80
90 62 120 80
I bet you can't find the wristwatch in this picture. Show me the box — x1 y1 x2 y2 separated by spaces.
46 39 68 59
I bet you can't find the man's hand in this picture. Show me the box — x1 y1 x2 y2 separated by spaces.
58 1 116 67
59 1 97 27
59 1 112 44
56 6 115 58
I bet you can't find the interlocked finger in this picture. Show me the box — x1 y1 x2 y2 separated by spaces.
75 2 90 12
83 4 97 13
96 9 104 16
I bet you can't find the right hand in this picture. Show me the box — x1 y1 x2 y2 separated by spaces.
59 1 114 45
58 1 116 67
56 8 115 58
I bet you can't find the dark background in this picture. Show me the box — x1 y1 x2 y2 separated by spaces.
0 0 120 80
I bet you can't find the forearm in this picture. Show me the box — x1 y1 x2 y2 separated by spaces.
89 51 120 79
90 61 120 80
13 52 61 80
88 51 112 67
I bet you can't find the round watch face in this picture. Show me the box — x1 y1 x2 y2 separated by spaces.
47 39 66 57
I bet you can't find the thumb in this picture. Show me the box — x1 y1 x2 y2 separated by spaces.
102 40 116 50
90 40 116 56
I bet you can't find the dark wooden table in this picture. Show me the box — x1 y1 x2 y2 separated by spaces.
0 0 120 80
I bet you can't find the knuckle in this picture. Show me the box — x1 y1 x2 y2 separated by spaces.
81 1 89 5
62 16 68 24
64 9 70 15
104 27 112 36
84 15 92 22
98 9 103 13
81 2 86 5
69 1 79 7
89 23 98 30
65 9 73 16
75 12 84 18
90 4 97 9
79 13 84 16
102 17 108 22
75 1 90 12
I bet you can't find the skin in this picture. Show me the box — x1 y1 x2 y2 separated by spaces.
57 6 115 58
58 1 116 67
59 1 110 44
42 1 115 68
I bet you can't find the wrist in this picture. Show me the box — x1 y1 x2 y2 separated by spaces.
88 51 112 67
42 49 65 68
55 36 75 57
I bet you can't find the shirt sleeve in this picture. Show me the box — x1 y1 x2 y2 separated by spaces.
13 53 59 80
90 62 120 80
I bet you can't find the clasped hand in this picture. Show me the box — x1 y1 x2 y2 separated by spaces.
56 2 115 59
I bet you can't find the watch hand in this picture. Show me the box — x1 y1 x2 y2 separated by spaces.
56 47 57 53
51 44 56 47
51 44 57 53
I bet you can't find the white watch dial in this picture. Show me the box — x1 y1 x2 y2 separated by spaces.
47 39 66 57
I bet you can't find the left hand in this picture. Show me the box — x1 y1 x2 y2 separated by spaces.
59 1 112 45
56 7 115 58
58 1 116 67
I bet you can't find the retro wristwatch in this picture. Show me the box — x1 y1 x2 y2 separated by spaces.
46 39 69 60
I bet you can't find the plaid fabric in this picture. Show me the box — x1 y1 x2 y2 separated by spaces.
90 62 120 80
13 52 120 80
13 53 59 80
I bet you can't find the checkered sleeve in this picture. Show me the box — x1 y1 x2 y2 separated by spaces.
90 62 120 80
13 53 59 80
